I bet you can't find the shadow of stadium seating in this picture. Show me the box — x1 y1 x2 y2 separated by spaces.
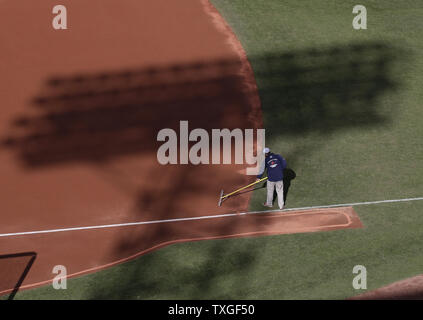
2 58 255 167
254 42 400 137
2 41 400 168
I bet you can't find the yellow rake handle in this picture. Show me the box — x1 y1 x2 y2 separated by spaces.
222 177 268 199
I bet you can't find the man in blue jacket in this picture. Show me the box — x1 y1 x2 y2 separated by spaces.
256 147 287 210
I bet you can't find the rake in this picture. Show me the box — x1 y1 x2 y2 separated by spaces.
218 177 268 206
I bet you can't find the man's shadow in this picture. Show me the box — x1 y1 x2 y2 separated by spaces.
281 168 296 205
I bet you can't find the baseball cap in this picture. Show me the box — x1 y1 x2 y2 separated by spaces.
263 147 270 154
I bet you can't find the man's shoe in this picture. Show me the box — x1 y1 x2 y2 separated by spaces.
263 202 273 208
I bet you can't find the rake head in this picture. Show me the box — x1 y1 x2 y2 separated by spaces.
218 189 225 207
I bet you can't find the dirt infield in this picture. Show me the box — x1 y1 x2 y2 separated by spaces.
350 274 423 300
0 0 362 296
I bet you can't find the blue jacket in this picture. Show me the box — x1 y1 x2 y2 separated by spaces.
257 153 287 182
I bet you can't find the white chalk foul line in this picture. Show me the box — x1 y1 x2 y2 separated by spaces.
1 196 422 238
250 196 423 214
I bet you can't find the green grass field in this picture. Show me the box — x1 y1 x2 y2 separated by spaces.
11 0 423 299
